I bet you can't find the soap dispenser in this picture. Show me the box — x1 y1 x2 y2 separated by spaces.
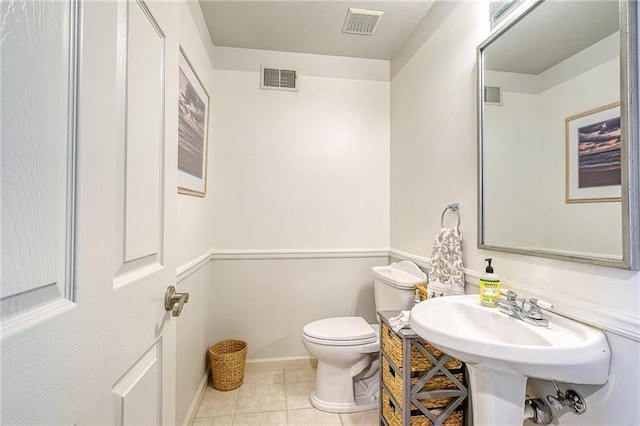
479 258 500 307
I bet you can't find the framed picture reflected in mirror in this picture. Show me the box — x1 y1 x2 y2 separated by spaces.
565 102 621 203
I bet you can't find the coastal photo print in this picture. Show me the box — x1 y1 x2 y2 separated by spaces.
565 102 621 203
178 47 209 197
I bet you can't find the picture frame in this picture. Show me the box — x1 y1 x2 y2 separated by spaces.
178 47 209 197
565 102 621 203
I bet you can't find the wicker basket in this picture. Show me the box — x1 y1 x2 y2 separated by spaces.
382 389 464 426
381 323 462 371
382 358 463 410
209 340 247 391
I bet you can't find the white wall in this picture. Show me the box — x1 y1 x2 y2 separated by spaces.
390 2 640 424
175 261 217 426
176 1 215 267
390 1 482 256
175 2 217 424
210 48 390 251
201 47 391 362
207 256 388 359
173 15 392 424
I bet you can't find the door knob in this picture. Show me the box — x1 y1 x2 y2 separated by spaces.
165 285 189 317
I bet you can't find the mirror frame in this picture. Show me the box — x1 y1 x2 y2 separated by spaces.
477 0 640 270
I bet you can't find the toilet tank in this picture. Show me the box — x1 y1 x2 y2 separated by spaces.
372 261 427 314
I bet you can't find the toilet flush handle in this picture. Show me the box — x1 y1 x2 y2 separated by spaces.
164 285 190 317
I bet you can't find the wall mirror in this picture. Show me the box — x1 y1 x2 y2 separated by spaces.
478 0 639 269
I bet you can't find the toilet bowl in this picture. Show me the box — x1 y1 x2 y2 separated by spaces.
302 317 380 413
302 261 426 413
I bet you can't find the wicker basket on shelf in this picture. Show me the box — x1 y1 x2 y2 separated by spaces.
381 323 462 371
382 389 464 426
382 358 463 410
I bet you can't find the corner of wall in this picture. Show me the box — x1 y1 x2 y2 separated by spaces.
390 1 458 79
183 0 215 69
177 0 217 267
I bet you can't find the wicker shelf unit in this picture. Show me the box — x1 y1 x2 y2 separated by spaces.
378 310 468 426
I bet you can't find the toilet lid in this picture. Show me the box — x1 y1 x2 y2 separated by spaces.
303 317 377 345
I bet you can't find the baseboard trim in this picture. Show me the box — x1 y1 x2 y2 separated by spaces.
245 356 317 372
183 367 210 426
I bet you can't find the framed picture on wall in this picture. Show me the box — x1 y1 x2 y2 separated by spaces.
178 47 209 197
565 102 621 203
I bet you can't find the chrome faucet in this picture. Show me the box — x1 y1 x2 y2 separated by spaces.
496 290 552 327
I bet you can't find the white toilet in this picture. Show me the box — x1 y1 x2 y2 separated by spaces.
302 261 426 413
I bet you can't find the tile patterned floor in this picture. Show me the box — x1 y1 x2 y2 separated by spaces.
193 364 379 426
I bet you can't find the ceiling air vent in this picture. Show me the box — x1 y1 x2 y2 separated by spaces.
260 67 298 92
342 8 384 35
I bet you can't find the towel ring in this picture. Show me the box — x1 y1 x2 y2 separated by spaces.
440 203 461 228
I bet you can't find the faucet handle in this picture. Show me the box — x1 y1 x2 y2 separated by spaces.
527 298 554 320
527 298 544 320
500 289 518 303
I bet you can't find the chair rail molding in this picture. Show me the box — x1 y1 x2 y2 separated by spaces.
176 248 390 283
177 247 640 342
389 248 430 269
390 248 640 343
176 250 213 283
210 248 389 261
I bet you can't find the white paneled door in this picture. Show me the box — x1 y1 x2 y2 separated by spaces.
1 1 181 423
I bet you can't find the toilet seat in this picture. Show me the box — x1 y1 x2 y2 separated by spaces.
303 317 377 346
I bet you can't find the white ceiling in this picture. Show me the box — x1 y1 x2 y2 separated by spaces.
198 1 436 60
485 1 619 75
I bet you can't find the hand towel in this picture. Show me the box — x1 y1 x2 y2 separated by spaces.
427 227 465 298
388 310 411 332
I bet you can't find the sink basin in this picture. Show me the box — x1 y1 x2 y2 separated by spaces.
410 295 610 425
410 295 610 383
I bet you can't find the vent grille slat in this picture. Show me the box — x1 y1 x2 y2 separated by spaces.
263 68 281 87
349 14 379 33
279 70 297 89
342 8 384 35
261 67 298 92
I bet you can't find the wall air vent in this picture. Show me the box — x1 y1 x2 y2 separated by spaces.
484 86 502 106
260 67 298 92
342 8 384 35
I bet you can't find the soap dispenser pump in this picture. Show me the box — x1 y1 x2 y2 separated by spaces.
479 258 500 307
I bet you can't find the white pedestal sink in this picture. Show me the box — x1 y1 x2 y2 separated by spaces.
410 295 610 426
